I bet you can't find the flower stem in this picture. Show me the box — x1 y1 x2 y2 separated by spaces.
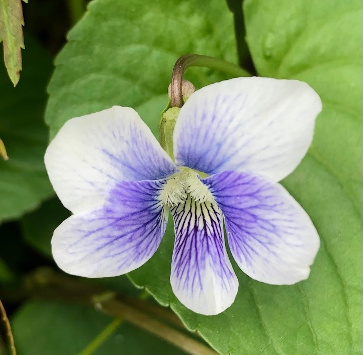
99 298 216 355
170 54 251 107
2 268 217 355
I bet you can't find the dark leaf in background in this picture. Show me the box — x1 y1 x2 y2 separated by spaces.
12 301 187 355
0 36 54 224
21 198 70 257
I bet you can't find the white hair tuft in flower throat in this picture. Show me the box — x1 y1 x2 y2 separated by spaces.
160 167 214 206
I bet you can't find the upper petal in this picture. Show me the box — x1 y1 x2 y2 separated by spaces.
170 196 238 315
52 179 167 277
204 171 320 285
45 106 176 213
174 77 322 181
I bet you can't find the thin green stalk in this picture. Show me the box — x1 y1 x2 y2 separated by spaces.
78 290 150 355
78 318 122 355
1 268 218 355
170 54 251 107
99 299 217 355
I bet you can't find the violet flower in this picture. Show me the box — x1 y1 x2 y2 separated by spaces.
45 77 322 315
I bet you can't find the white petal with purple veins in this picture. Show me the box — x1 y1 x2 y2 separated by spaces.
204 171 319 285
174 77 321 181
45 106 176 213
52 179 167 277
170 196 238 315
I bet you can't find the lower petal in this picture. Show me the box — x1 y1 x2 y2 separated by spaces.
52 179 167 277
204 171 320 285
170 196 238 315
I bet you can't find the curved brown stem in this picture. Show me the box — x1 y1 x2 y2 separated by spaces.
170 54 251 107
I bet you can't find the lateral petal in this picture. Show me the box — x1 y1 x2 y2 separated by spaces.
204 171 320 285
52 179 167 277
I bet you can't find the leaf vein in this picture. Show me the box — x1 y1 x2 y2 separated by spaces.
276 7 361 76
248 281 285 355
297 284 319 353
319 237 353 352
307 151 361 217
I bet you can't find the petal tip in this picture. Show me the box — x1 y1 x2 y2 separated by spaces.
171 280 238 316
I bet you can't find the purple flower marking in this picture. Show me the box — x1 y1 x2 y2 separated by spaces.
45 77 322 315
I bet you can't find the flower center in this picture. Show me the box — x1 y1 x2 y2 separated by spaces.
160 167 214 207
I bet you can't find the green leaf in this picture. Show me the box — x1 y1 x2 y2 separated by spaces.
0 258 13 283
12 301 187 355
242 0 363 353
0 0 26 86
0 36 54 223
45 0 237 139
44 0 362 354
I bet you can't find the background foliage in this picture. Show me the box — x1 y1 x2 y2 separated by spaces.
0 0 361 354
